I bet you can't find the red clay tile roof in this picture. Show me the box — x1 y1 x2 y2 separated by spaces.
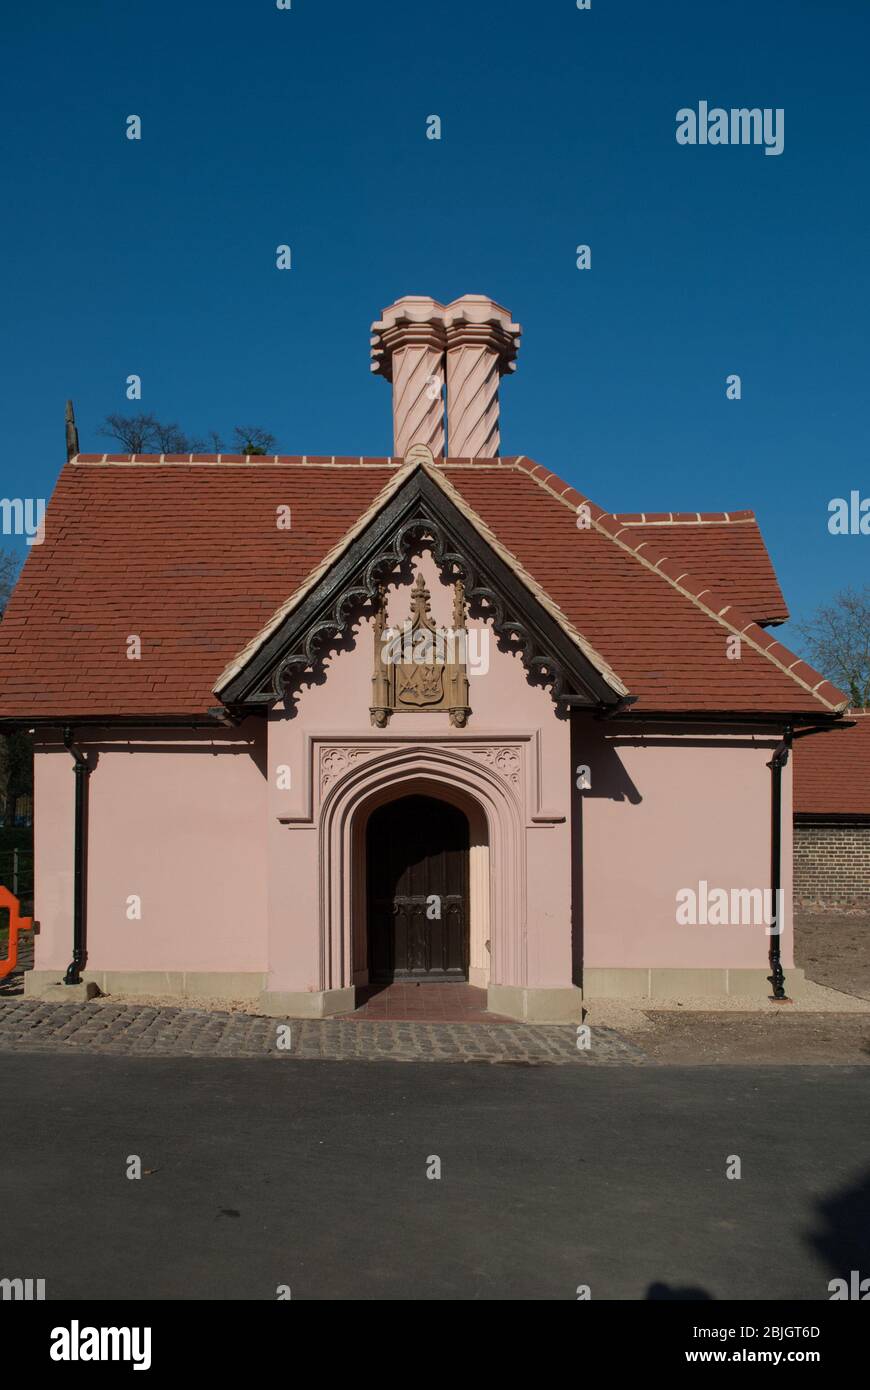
611 512 788 626
0 454 849 719
793 712 870 817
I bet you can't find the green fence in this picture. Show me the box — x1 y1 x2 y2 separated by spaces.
0 848 33 902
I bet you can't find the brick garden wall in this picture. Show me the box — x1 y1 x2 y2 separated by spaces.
794 819 870 910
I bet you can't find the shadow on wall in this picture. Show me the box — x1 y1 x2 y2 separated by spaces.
570 724 642 987
55 723 269 782
579 732 780 807
578 737 643 804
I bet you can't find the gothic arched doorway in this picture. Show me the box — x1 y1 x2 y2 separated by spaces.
366 794 470 982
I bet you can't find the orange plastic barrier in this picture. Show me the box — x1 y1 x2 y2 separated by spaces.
0 886 33 979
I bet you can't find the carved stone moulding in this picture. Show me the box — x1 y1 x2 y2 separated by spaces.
320 745 377 792
265 502 574 713
370 571 471 728
469 745 522 787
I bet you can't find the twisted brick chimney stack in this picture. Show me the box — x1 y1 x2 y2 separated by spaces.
371 295 520 458
369 296 446 457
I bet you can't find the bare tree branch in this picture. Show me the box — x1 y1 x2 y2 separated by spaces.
233 426 277 457
796 585 870 707
100 413 162 452
0 546 21 617
98 416 276 458
152 421 194 454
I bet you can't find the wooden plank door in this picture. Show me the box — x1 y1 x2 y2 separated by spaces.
367 795 469 982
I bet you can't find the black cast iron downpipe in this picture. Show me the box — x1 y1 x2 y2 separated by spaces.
766 727 793 1000
62 727 91 986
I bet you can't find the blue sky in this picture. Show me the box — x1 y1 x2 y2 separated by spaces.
1 0 867 654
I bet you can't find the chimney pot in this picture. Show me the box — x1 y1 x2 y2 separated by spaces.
443 296 520 458
371 294 520 459
370 296 447 456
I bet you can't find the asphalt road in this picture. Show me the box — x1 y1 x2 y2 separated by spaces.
1 1055 868 1300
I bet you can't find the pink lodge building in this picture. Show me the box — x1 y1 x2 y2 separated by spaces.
0 296 851 1021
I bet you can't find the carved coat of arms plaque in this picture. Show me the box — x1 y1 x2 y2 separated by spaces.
371 572 471 728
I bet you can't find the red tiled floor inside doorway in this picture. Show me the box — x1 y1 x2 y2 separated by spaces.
340 982 510 1022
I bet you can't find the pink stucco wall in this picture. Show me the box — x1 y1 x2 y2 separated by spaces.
33 722 268 974
264 550 573 993
575 717 793 971
28 552 793 993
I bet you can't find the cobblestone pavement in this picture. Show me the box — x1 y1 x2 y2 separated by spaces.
0 998 647 1065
